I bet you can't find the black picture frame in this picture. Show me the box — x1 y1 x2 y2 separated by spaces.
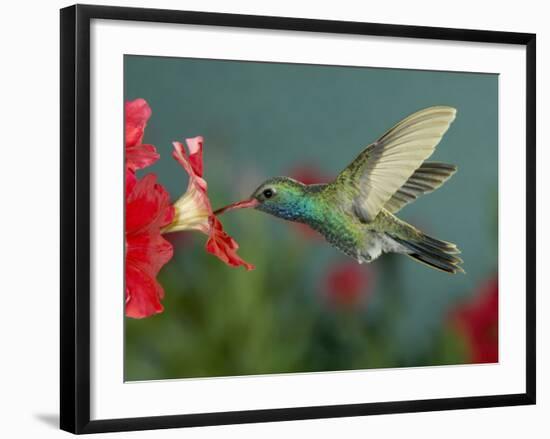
60 4 536 434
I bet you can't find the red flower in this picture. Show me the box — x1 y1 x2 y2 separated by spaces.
124 98 174 318
163 137 254 270
324 261 374 308
451 276 498 363
289 164 331 186
125 173 175 318
125 98 159 172
123 98 252 319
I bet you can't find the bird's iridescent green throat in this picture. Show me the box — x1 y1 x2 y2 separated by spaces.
214 176 328 225
248 176 327 224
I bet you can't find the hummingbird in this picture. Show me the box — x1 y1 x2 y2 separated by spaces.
215 106 464 273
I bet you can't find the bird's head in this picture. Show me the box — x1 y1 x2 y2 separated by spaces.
214 176 308 221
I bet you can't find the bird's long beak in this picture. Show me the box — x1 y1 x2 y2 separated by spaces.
213 198 259 216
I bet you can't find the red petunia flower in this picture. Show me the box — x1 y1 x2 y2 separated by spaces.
125 98 160 173
451 276 498 363
324 261 374 308
162 137 254 270
125 172 175 318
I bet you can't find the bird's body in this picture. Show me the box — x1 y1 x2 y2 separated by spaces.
215 106 464 273
252 178 452 266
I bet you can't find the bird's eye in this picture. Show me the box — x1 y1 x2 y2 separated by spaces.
263 188 274 199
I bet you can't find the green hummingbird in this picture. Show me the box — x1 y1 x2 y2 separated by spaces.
215 106 463 273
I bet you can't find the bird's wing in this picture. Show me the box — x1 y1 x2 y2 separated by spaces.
383 162 457 214
336 106 456 221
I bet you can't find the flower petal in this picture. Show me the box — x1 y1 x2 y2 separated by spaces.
125 263 165 318
125 98 152 148
126 173 175 234
127 231 174 277
125 98 159 171
185 136 204 177
165 181 211 234
172 140 207 192
205 216 255 270
126 143 160 172
125 173 175 319
126 168 137 194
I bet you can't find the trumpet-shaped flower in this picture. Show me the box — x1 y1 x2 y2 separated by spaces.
163 137 254 271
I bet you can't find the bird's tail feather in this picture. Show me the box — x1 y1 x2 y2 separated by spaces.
390 232 464 274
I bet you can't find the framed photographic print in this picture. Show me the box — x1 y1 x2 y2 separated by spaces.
60 4 536 434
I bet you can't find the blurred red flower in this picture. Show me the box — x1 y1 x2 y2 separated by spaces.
125 98 160 173
324 261 374 308
288 164 332 240
125 172 175 319
451 276 498 363
163 137 254 271
289 164 331 186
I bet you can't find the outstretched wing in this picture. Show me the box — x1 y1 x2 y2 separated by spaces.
383 162 457 214
336 106 457 221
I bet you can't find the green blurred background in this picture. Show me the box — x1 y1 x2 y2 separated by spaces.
124 55 499 381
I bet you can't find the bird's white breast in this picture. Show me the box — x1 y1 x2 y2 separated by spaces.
357 233 408 263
